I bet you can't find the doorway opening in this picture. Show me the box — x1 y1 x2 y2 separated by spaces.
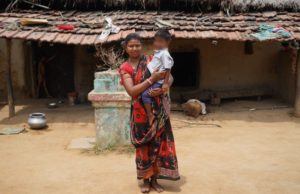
171 51 199 88
33 43 75 98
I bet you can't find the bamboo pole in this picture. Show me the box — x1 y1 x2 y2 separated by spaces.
5 39 15 117
295 49 300 117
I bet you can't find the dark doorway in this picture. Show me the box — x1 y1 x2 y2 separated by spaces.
171 52 199 87
33 43 75 98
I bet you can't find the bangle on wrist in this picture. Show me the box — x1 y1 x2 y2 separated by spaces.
146 78 153 85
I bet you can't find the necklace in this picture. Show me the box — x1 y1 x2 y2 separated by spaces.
128 58 139 69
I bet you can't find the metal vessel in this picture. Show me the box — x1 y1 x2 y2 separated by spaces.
28 113 47 129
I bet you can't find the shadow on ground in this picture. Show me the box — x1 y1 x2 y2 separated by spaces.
0 99 94 125
1 98 299 127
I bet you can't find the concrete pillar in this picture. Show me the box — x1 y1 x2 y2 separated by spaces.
295 50 300 117
88 70 131 149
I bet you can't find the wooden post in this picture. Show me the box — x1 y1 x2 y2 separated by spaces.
295 49 300 117
5 38 15 117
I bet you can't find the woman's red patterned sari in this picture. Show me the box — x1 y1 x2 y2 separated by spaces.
120 55 180 180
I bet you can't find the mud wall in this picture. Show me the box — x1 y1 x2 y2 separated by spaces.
74 45 96 103
0 39 27 101
0 38 295 104
0 41 96 102
277 48 297 103
143 39 295 103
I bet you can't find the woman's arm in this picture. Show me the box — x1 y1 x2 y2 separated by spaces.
121 70 165 97
149 74 174 97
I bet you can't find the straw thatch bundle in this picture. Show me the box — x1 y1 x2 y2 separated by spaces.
231 0 300 11
1 0 300 12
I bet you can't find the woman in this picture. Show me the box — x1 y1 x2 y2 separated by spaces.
120 33 180 193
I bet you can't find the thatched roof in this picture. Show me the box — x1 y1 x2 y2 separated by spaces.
232 0 300 11
1 0 300 12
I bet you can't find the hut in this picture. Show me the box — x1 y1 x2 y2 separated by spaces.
0 0 300 116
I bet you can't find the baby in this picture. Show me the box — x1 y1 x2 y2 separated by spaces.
142 29 174 124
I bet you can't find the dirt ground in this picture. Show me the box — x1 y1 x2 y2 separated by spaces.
0 99 300 194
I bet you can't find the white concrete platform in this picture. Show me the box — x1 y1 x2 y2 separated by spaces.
67 137 95 150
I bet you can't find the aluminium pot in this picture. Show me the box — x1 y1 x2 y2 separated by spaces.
28 113 47 129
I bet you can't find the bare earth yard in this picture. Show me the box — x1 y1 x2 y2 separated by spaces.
0 99 300 194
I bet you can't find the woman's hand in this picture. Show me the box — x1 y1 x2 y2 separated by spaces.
150 69 165 82
148 88 163 97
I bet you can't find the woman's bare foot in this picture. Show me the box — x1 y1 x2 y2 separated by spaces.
151 178 164 193
141 179 151 193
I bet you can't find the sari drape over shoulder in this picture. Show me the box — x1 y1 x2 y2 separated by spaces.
120 55 180 180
